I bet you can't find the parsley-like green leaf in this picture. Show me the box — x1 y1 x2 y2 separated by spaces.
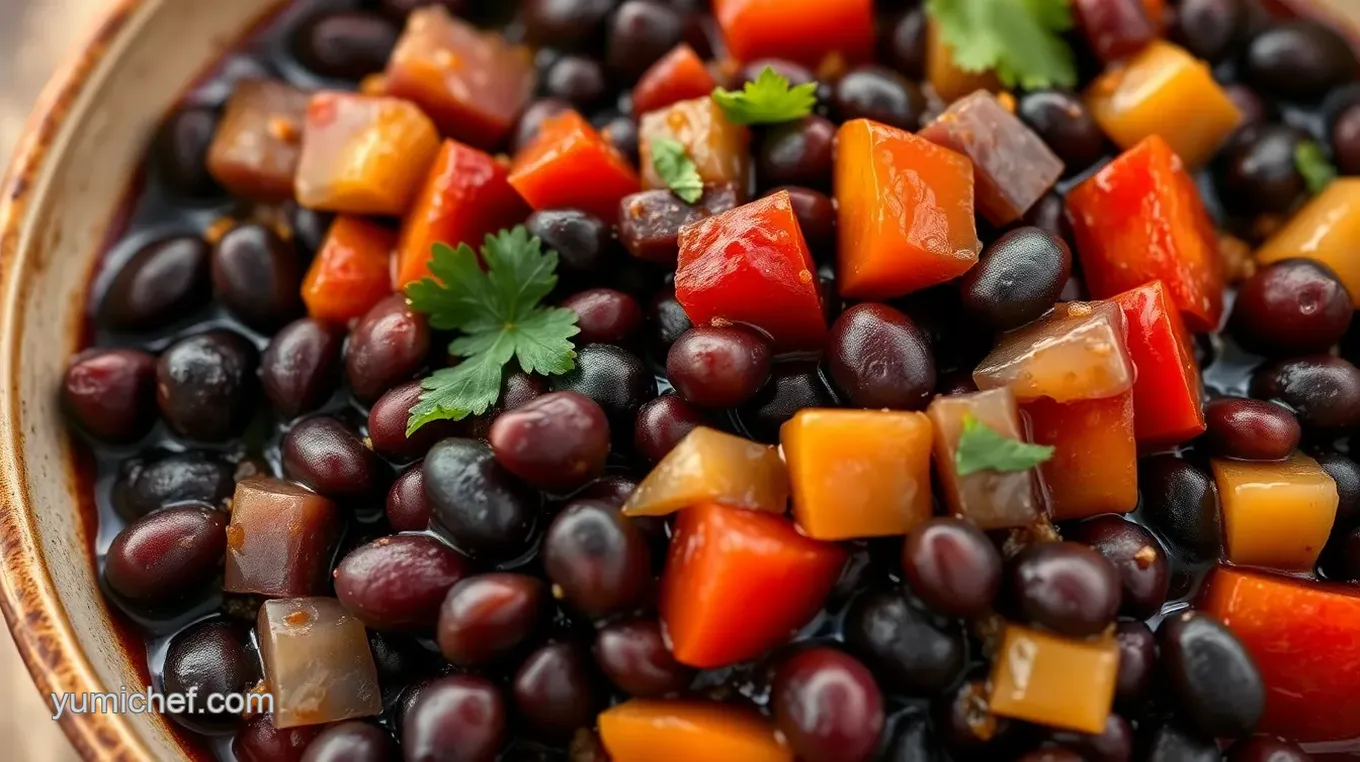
954 415 1055 477
404 228 580 434
710 66 818 125
925 0 1077 91
1296 140 1338 196
650 136 704 204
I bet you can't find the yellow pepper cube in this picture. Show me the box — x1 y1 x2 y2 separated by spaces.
1086 41 1242 168
1212 453 1338 572
622 427 789 517
1258 179 1360 306
781 409 933 540
988 624 1119 734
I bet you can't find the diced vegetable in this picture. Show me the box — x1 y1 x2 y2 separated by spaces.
1200 566 1360 744
383 6 535 148
926 19 1002 102
1067 135 1225 332
1072 0 1157 62
224 477 340 597
835 118 981 300
639 97 750 194
987 623 1119 735
1212 454 1338 572
928 388 1043 530
618 184 740 263
713 0 874 68
973 301 1134 404
302 216 394 325
206 79 309 202
395 139 528 287
675 190 827 351
781 409 933 540
257 597 381 728
1111 281 1205 446
622 426 789 517
1257 179 1360 306
919 91 1065 226
599 700 792 762
1086 41 1243 169
508 110 642 221
1024 392 1139 519
294 92 440 216
660 502 846 668
632 44 718 118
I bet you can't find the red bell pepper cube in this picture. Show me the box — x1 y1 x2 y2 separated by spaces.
302 216 395 325
396 139 528 288
508 110 642 222
714 0 874 68
675 190 827 351
1068 135 1225 332
1023 391 1138 520
632 44 718 118
660 502 846 669
1111 280 1206 446
384 6 536 149
835 118 981 300
1200 566 1360 747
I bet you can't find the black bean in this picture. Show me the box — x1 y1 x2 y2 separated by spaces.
1251 355 1360 430
1138 455 1223 560
212 223 305 332
260 318 344 419
112 451 235 520
960 227 1071 330
98 236 211 330
1244 21 1358 100
153 107 222 197
843 590 965 695
424 438 542 558
293 11 398 81
1158 610 1266 739
156 331 257 442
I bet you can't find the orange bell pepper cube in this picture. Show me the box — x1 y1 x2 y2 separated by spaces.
599 700 793 762
1024 391 1138 519
675 190 827 351
660 502 846 668
395 139 528 287
302 216 395 325
1067 135 1225 332
632 44 718 118
1211 454 1338 573
835 118 982 300
781 409 934 540
988 624 1119 735
713 0 874 68
508 110 642 222
1200 566 1360 746
1111 281 1205 446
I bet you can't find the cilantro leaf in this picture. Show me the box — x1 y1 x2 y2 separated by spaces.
925 0 1077 91
1296 140 1338 196
711 66 818 125
650 136 704 204
954 415 1055 477
404 228 580 434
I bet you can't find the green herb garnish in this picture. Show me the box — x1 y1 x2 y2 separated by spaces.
650 136 705 204
404 227 579 434
1295 140 1338 196
954 415 1055 476
711 65 819 126
925 0 1078 91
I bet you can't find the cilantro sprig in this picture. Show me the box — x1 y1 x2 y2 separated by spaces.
954 415 1055 476
711 66 818 125
1295 140 1338 196
925 0 1078 91
651 137 704 204
404 228 579 434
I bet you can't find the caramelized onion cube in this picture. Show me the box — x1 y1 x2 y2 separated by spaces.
973 301 1134 404
207 79 310 202
258 597 381 728
927 388 1042 530
224 477 339 598
622 426 789 517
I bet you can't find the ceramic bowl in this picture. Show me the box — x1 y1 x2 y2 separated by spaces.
0 0 1357 760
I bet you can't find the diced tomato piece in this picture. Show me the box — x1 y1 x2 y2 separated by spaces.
207 79 310 202
1200 566 1360 747
675 190 826 351
302 216 395 325
1258 179 1360 306
384 6 535 148
713 0 874 67
835 118 981 300
600 700 792 762
395 139 528 287
660 502 846 668
1111 281 1205 446
295 93 440 216
1024 392 1138 519
508 110 642 221
1067 135 1225 332
639 97 750 193
633 44 718 118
